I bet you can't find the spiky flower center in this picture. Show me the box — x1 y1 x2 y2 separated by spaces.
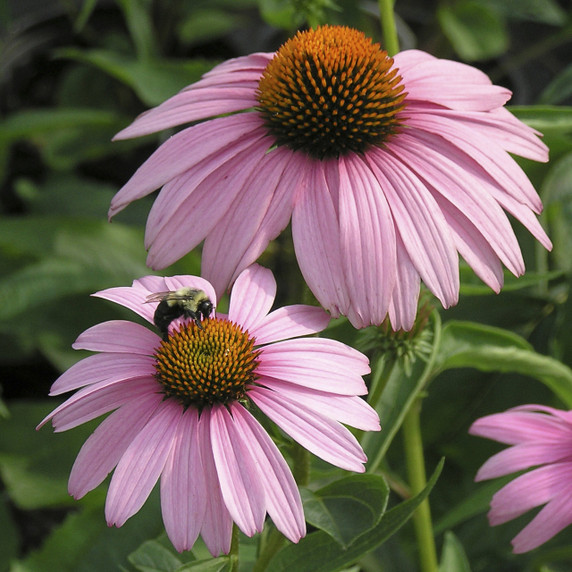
256 25 407 159
154 318 261 408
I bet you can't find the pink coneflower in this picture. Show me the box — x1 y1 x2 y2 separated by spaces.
110 25 551 330
38 264 379 555
470 404 572 553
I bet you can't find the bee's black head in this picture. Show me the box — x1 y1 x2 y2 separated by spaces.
198 298 214 320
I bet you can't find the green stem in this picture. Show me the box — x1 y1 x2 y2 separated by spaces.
229 524 240 572
378 0 400 56
403 399 438 572
253 526 287 572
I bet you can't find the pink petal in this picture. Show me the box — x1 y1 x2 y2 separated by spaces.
338 154 397 327
72 321 159 354
145 133 271 269
396 50 511 111
476 442 572 481
160 408 206 552
263 378 380 431
488 463 572 526
49 353 155 395
387 235 421 331
42 377 158 432
114 53 271 139
228 265 276 332
229 403 305 542
68 391 163 498
196 410 233 556
249 386 367 472
209 405 266 536
201 147 300 297
366 147 460 308
512 481 572 553
251 305 330 346
292 159 351 320
109 113 264 218
106 400 182 527
470 410 572 445
257 338 370 395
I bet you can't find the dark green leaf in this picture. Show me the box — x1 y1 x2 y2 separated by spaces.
438 1 508 61
176 557 232 571
55 49 215 107
266 459 444 572
0 494 19 568
128 538 186 571
116 0 158 60
434 321 572 407
439 531 471 572
540 64 572 105
302 474 389 548
509 106 572 135
477 0 567 25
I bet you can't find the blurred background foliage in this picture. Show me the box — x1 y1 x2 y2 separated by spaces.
1 0 572 570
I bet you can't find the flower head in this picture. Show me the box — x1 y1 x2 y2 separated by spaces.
470 405 572 553
111 25 551 330
38 264 379 555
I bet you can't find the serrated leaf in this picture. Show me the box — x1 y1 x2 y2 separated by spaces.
434 321 572 407
302 474 389 548
438 1 508 61
266 459 444 572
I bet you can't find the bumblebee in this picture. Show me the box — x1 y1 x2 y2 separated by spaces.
146 287 214 340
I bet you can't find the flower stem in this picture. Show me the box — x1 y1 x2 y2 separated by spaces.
378 0 400 56
403 398 438 572
229 524 240 572
253 526 287 572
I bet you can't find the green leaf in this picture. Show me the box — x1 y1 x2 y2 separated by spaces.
55 48 215 107
178 9 243 46
439 531 471 572
266 459 444 572
434 321 572 407
128 538 186 571
509 106 572 135
361 312 442 471
0 494 19 567
13 491 164 572
459 267 563 295
0 401 97 509
540 64 572 105
176 557 232 571
437 1 508 61
302 474 389 548
477 0 567 25
116 0 158 61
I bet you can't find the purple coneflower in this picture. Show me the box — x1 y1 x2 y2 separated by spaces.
39 264 379 555
470 405 572 553
110 25 551 330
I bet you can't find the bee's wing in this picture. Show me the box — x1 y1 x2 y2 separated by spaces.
145 291 173 303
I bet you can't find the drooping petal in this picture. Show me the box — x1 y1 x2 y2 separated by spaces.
263 378 380 431
387 234 421 331
145 133 272 269
201 147 301 297
114 53 271 139
68 391 163 498
106 400 182 527
49 353 155 395
228 264 276 332
196 410 233 556
251 305 330 346
367 147 459 308
209 405 266 537
249 386 367 472
109 114 265 218
488 463 572 526
72 321 159 354
338 154 397 327
475 442 572 481
257 338 370 395
292 159 351 319
229 403 306 542
160 408 206 552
